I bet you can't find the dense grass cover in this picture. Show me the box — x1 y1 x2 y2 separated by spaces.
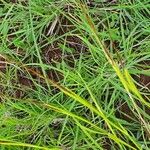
0 0 150 149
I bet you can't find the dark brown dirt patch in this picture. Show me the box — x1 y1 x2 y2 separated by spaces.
9 0 28 5
47 69 63 82
116 100 150 123
0 56 6 73
102 138 112 150
42 46 62 64
138 60 150 89
115 102 137 122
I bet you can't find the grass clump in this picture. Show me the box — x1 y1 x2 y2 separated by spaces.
0 0 150 149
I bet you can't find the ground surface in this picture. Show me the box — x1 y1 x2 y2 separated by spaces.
0 0 150 150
